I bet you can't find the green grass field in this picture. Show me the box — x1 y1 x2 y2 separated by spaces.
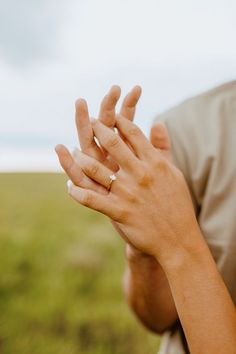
0 173 160 354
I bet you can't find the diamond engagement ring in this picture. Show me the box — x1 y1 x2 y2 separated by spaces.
107 174 117 191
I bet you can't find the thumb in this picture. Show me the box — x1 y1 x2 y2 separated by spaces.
150 122 172 160
150 122 171 149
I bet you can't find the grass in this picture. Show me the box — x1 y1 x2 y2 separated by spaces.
0 173 160 354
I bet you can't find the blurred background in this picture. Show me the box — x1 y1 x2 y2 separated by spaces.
0 0 235 353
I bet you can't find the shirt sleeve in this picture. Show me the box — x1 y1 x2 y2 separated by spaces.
152 103 201 216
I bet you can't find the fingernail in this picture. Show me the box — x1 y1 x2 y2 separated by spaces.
67 180 73 190
54 144 61 153
75 98 86 107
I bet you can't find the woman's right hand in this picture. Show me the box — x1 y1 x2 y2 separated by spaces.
56 85 173 255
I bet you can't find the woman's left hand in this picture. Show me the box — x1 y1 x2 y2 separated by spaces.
56 115 200 266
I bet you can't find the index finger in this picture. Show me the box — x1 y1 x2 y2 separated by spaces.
55 144 106 194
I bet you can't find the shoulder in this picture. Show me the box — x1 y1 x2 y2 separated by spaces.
154 80 236 135
153 80 236 161
152 81 236 211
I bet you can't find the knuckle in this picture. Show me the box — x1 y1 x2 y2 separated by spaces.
87 162 99 176
154 157 168 172
137 167 154 187
128 125 140 137
68 164 83 183
106 136 120 149
81 192 93 206
125 189 137 203
73 170 84 185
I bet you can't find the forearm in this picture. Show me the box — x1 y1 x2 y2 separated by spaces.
124 245 178 333
162 231 236 354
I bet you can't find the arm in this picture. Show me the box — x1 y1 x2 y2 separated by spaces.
57 85 178 332
124 244 178 334
163 229 236 354
110 205 178 333
122 122 178 334
56 112 236 353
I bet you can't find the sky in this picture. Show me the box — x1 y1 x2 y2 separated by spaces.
0 0 236 171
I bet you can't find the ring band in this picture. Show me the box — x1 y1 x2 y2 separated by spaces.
107 174 117 191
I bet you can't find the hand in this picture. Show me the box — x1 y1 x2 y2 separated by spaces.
55 85 142 245
75 86 174 256
57 115 200 267
113 120 174 260
55 85 141 196
55 86 176 261
125 120 173 259
74 85 142 173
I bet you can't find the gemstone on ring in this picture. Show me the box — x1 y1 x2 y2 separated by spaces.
107 174 117 190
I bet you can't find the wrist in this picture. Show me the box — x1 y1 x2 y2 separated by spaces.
156 227 209 274
125 243 149 261
125 244 162 275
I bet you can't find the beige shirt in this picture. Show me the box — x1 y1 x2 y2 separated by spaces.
154 81 236 354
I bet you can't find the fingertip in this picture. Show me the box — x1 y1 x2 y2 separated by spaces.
150 125 159 141
75 98 87 109
124 85 142 107
108 85 121 103
110 85 121 95
156 121 166 128
152 122 168 138
54 144 60 153
133 85 142 95
129 85 142 98
150 122 171 151
55 144 65 154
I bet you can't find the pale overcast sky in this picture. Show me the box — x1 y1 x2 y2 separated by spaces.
0 0 236 171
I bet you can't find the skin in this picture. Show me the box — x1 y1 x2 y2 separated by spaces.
55 87 236 353
57 86 178 333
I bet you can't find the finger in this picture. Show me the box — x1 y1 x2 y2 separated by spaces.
72 149 116 190
91 119 139 172
150 122 171 150
98 85 121 128
67 180 121 220
75 98 103 160
115 115 154 160
150 122 172 160
73 145 118 173
55 144 107 194
119 85 142 121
